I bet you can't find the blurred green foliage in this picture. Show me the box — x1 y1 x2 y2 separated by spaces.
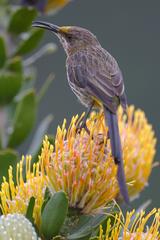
27 189 111 240
0 2 57 182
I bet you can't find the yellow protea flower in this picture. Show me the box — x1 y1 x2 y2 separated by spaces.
118 106 156 197
40 114 118 214
40 105 156 212
0 155 46 228
99 208 160 239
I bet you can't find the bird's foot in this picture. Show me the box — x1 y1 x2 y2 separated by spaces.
94 131 110 145
76 104 94 136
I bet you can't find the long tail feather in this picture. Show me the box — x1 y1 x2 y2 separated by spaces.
104 106 130 204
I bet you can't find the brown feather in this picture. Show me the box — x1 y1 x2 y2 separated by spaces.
66 46 127 113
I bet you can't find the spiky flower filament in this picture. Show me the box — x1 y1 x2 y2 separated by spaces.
40 105 156 211
99 208 160 239
118 106 156 196
0 155 46 228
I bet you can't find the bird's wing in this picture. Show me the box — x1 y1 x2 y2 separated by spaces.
67 49 126 112
111 71 127 111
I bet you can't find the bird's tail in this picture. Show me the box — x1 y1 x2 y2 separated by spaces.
104 106 130 204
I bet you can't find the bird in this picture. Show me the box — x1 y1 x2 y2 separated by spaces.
32 21 130 204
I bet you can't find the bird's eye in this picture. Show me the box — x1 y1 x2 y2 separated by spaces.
67 34 72 40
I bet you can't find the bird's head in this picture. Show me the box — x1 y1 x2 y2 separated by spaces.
32 21 100 55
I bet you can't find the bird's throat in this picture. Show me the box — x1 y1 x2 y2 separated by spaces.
66 43 93 56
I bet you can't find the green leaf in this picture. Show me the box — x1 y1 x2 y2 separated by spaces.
27 115 53 160
8 90 36 148
7 57 23 73
68 213 107 240
0 149 18 183
41 187 52 215
15 29 44 55
0 72 23 105
0 36 6 68
37 73 54 103
41 191 68 240
26 197 35 224
8 7 37 34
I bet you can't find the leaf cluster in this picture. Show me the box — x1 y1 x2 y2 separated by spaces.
27 190 112 240
0 4 55 183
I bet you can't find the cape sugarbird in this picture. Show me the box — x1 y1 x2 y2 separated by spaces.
32 21 129 204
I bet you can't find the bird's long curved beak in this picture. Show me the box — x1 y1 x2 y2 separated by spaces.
32 21 60 33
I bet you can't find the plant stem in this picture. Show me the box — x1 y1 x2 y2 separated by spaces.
0 107 7 149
